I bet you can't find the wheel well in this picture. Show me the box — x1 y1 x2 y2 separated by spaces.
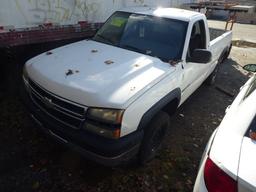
221 44 232 62
162 98 179 117
137 88 181 131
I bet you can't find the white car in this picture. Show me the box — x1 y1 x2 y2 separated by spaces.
194 64 256 192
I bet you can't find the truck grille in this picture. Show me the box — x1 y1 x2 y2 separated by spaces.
28 79 87 129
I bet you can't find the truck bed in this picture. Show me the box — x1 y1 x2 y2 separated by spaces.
208 26 232 67
209 28 228 41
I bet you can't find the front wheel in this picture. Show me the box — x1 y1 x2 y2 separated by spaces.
138 111 170 165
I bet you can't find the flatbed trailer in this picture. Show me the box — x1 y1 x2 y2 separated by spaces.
0 22 101 48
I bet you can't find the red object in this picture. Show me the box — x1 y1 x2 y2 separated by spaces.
0 23 103 48
43 22 53 28
78 21 88 26
0 26 4 30
204 157 237 192
249 131 256 141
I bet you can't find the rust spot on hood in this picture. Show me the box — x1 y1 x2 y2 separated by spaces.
91 49 98 53
65 69 79 77
66 69 74 77
105 60 114 65
130 86 136 91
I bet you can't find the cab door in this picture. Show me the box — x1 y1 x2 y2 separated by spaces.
180 20 211 103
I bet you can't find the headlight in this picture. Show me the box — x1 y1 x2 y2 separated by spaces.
87 108 124 124
84 108 124 139
83 123 121 139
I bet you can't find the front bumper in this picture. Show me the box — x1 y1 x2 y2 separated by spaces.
24 87 143 167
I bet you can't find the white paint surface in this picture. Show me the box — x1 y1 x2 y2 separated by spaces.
238 137 256 192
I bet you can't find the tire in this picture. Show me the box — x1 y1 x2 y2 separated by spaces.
205 44 232 86
205 52 225 86
205 63 220 86
224 44 232 60
138 111 170 165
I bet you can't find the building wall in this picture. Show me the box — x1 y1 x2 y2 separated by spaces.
0 0 195 29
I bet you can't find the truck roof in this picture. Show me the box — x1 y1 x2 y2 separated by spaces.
118 7 203 22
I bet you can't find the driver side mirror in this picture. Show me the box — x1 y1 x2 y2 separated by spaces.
190 49 212 64
243 64 256 73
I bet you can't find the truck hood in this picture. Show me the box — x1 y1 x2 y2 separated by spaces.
26 40 174 108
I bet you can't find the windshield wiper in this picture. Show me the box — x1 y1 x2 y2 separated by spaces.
121 45 169 63
94 34 113 44
121 44 145 54
121 44 181 65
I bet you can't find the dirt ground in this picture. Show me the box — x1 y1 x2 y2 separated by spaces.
1 19 256 191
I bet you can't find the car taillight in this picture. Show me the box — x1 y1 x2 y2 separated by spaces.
204 157 237 192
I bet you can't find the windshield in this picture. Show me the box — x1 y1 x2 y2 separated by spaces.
93 11 188 62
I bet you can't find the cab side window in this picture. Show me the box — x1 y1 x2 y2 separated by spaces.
187 20 206 61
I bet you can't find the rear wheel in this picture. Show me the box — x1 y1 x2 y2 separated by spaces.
205 44 232 86
205 51 226 86
205 64 220 86
224 44 232 60
138 111 170 165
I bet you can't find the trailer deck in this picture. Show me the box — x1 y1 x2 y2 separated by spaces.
0 22 101 48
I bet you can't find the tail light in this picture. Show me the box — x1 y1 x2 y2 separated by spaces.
204 157 237 192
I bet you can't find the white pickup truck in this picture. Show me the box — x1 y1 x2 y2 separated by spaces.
23 7 232 166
